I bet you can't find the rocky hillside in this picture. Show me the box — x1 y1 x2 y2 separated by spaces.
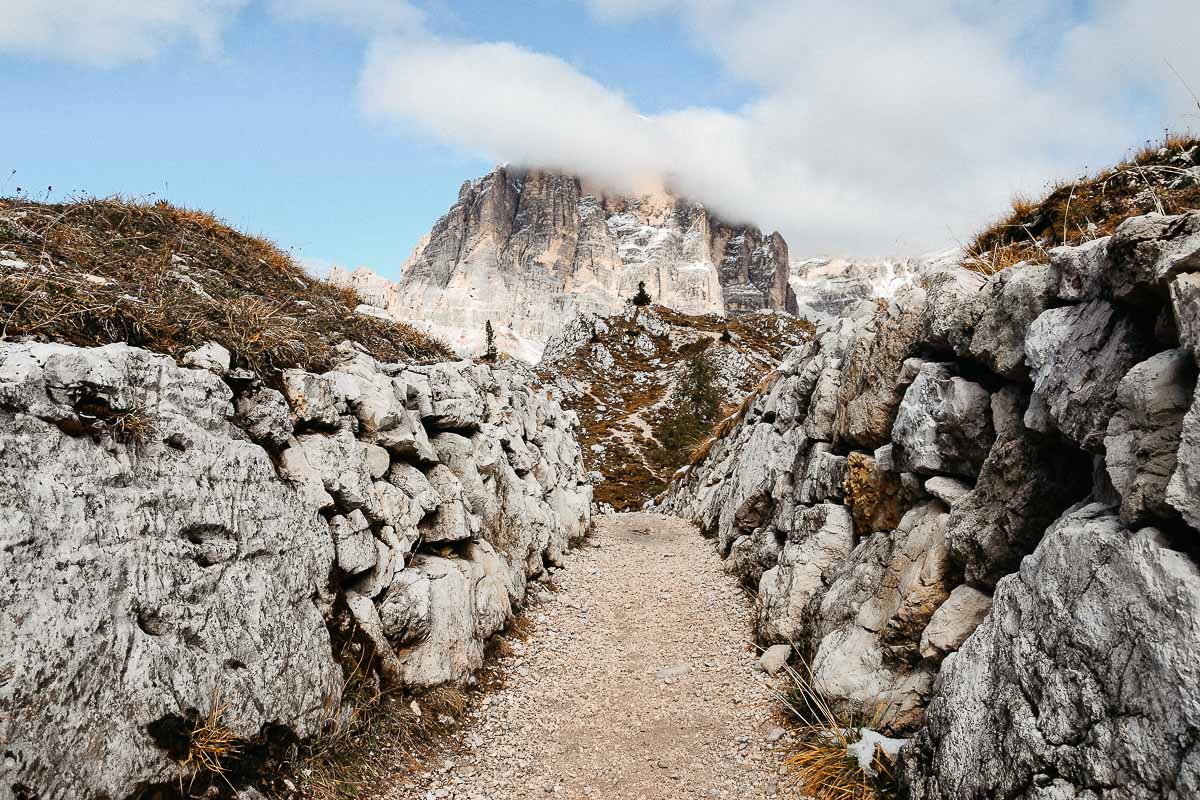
788 252 958 321
658 208 1200 796
331 167 798 361
536 303 813 511
0 201 592 798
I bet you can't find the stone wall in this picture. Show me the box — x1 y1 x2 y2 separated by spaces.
0 340 591 799
659 211 1200 797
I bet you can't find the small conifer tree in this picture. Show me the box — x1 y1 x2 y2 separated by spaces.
632 281 652 307
484 320 497 362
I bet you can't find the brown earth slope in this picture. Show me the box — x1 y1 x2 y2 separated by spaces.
537 304 813 510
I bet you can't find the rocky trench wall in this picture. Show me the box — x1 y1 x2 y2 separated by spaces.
0 341 592 799
659 211 1200 798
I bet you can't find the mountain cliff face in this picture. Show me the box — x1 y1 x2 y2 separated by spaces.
332 167 798 361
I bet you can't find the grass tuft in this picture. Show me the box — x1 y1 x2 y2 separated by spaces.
773 658 901 800
177 694 241 794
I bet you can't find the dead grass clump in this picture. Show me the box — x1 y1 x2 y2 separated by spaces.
74 398 157 445
775 660 900 800
0 196 454 373
176 695 241 794
965 132 1200 275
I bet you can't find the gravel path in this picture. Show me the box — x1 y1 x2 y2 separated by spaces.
393 512 790 800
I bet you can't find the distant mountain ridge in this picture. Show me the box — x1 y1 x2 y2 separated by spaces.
331 166 798 361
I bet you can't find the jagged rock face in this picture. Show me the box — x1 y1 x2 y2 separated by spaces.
906 505 1200 800
660 212 1200 784
787 250 958 322
331 167 797 361
0 340 591 799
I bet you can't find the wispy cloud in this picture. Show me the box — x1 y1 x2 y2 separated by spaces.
361 0 1200 254
0 0 248 66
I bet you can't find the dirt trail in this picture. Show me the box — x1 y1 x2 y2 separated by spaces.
392 512 789 800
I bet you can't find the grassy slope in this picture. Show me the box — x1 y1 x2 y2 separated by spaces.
966 134 1200 274
0 197 453 374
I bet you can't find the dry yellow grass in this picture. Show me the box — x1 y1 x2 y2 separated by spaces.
773 658 899 800
176 694 241 794
964 132 1200 275
0 196 453 373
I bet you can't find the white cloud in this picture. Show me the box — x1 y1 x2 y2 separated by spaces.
361 0 1200 255
269 0 425 35
0 0 247 66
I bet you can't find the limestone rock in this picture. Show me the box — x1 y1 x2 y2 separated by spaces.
181 340 231 372
0 342 339 798
947 425 1091 590
1104 349 1196 526
330 510 377 575
918 585 992 660
1025 300 1152 452
234 386 293 449
758 503 855 642
892 363 994 480
808 503 954 733
1166 389 1200 531
967 262 1056 380
1171 271 1200 358
923 476 971 507
297 429 382 521
280 369 345 428
1106 210 1200 302
1050 235 1111 302
907 506 1200 799
758 644 792 676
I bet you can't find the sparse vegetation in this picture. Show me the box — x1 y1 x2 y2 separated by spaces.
0 196 453 374
660 345 721 462
538 305 812 510
177 695 241 794
774 659 900 800
964 133 1200 274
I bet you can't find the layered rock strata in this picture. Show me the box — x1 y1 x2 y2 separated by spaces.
659 212 1200 797
332 167 797 361
0 339 591 799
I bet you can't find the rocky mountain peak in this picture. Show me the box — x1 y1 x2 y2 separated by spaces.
332 166 798 361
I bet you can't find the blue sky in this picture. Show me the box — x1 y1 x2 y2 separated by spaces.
3 1 1198 276
2 2 747 278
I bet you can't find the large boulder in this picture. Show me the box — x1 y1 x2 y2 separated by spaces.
906 505 1200 799
967 262 1057 380
0 343 339 798
1171 271 1200 358
1024 300 1153 453
1104 349 1196 527
891 363 994 480
1106 211 1200 303
807 503 955 733
757 503 854 642
947 418 1091 590
1166 389 1200 532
